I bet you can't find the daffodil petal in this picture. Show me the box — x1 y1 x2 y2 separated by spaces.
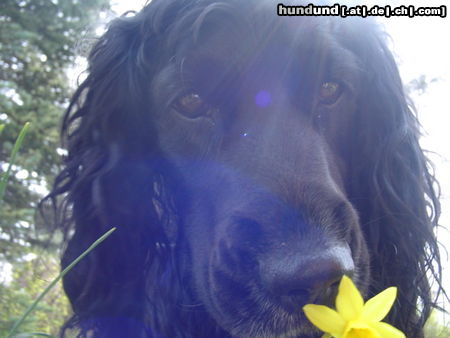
370 321 406 338
336 275 364 321
360 287 397 322
303 304 346 333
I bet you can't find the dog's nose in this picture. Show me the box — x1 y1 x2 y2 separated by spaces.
260 245 354 312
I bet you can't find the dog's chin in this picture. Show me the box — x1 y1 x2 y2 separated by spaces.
230 325 321 338
204 295 321 338
223 316 322 338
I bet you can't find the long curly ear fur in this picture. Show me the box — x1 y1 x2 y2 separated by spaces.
339 18 442 336
40 3 189 336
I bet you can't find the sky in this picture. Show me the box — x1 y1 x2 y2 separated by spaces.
73 0 450 318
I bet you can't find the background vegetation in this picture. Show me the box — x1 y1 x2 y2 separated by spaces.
0 0 448 337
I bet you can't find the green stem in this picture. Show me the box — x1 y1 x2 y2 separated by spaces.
0 122 30 202
7 227 117 338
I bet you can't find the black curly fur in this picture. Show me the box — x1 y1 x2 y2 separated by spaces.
41 0 443 337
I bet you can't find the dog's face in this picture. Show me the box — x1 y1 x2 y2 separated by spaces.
54 0 441 336
150 1 369 336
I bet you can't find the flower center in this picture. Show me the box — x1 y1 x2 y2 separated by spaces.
345 328 378 338
343 321 380 338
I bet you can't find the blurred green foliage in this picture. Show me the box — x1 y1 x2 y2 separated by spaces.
0 253 69 336
424 309 450 337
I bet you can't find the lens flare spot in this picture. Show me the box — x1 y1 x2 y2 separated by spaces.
255 90 271 108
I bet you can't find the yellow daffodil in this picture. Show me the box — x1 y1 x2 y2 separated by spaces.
303 275 405 338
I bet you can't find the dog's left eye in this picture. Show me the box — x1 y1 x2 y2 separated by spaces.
319 81 342 105
173 93 209 118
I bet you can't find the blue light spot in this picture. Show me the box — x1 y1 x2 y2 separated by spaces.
255 90 271 108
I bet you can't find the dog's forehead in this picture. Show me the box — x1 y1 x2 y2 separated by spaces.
169 4 333 80
189 3 324 52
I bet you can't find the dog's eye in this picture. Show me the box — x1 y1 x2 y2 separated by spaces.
319 81 342 105
173 93 208 118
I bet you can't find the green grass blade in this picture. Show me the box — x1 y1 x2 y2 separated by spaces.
0 124 5 135
0 122 30 202
14 333 53 337
7 227 117 338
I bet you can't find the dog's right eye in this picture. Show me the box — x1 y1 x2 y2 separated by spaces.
318 81 343 106
173 93 209 118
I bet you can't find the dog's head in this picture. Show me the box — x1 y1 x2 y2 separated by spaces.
48 0 442 337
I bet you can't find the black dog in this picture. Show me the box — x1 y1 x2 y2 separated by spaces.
44 0 443 337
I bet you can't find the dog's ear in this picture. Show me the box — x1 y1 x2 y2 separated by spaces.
341 18 441 335
46 3 184 335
